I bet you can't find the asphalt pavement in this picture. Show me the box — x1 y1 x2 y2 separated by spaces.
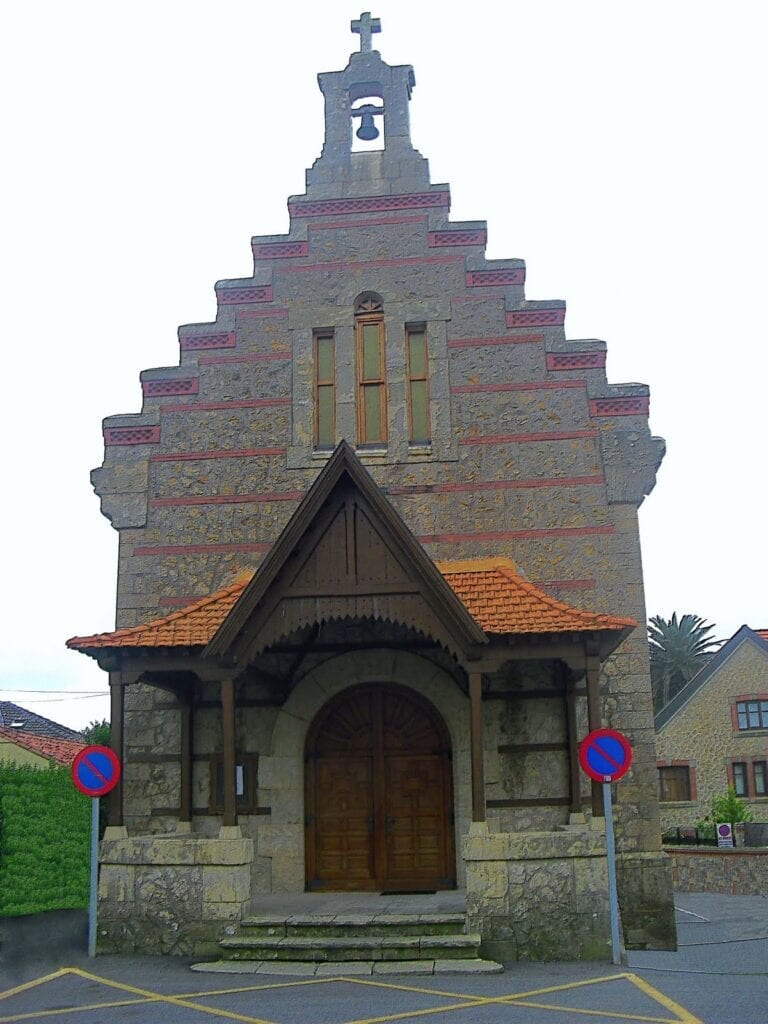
1 893 766 1024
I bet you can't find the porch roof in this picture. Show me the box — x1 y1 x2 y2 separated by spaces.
66 558 634 654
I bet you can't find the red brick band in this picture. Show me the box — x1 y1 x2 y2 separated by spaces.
133 542 271 556
179 331 236 351
547 352 606 371
506 308 566 328
150 447 286 463
143 379 199 398
466 269 525 287
459 429 599 445
158 398 291 413
288 191 450 218
429 229 487 247
309 215 427 230
448 334 544 349
452 380 586 394
149 491 303 507
420 525 615 544
589 397 650 416
215 285 274 304
388 475 603 496
104 426 161 445
198 352 291 365
252 241 309 258
277 254 463 274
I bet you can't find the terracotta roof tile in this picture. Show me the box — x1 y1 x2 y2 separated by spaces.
437 558 635 634
0 727 86 766
756 629 768 642
67 559 633 652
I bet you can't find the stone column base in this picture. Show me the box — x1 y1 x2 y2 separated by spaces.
463 828 611 962
98 832 254 955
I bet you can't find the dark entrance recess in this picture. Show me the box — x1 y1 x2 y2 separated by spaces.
305 683 456 892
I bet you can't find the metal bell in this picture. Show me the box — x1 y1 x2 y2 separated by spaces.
356 111 379 141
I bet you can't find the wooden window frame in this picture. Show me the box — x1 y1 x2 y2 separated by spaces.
356 312 387 445
406 324 430 445
658 764 693 803
208 754 258 814
731 761 748 797
735 699 768 731
313 330 336 449
754 760 767 796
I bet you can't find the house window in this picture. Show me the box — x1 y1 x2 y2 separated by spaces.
659 765 692 802
406 325 430 444
732 762 748 797
355 294 387 445
754 761 767 796
736 700 768 730
209 755 258 814
314 330 335 448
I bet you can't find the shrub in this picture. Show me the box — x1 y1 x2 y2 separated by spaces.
0 763 90 917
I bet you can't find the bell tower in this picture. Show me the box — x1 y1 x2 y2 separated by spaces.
304 11 431 197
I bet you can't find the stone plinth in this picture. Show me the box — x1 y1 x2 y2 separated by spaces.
98 829 254 955
463 826 611 962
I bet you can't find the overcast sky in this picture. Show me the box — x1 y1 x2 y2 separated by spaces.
1 1 765 731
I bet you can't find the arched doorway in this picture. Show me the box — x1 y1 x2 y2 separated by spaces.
305 683 456 892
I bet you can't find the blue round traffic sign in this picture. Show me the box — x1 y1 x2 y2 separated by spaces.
579 728 633 783
71 745 121 798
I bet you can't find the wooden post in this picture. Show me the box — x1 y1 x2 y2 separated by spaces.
179 695 193 824
585 649 604 817
565 673 582 815
108 672 125 828
221 678 237 827
469 671 486 823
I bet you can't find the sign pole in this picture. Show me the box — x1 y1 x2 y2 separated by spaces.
88 796 99 957
602 781 623 965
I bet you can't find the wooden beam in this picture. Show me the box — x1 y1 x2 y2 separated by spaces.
221 678 237 827
469 671 486 823
565 673 582 815
108 673 125 828
179 697 193 823
585 649 604 817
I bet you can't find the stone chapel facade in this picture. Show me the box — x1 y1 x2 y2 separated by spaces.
69 17 676 960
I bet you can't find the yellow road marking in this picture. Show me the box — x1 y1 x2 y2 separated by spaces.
627 973 704 1024
505 999 677 1022
67 967 276 1024
0 971 71 1004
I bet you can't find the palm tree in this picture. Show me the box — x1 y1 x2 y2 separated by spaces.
648 613 720 711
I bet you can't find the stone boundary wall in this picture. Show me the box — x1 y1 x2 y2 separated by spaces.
665 846 768 895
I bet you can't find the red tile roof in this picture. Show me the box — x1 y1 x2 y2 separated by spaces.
67 560 634 652
756 629 768 642
437 558 635 634
0 727 85 766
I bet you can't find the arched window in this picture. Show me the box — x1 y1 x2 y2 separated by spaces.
355 293 387 445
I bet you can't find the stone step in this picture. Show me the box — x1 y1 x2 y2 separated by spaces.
192 958 504 976
219 932 482 963
238 912 467 939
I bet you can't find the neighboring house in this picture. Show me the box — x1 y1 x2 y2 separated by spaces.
66 15 675 959
656 626 768 829
0 701 84 742
0 724 85 768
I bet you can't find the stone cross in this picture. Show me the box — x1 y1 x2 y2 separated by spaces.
351 12 381 53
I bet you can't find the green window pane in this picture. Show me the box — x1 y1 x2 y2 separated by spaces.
410 379 429 441
408 332 426 377
363 385 383 441
316 336 334 381
317 385 334 446
362 323 381 380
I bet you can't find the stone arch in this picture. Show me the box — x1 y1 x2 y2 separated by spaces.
261 649 470 892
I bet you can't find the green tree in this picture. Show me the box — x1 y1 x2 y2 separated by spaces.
648 613 720 712
81 718 110 746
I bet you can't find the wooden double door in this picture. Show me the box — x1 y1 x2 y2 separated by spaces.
305 684 456 892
